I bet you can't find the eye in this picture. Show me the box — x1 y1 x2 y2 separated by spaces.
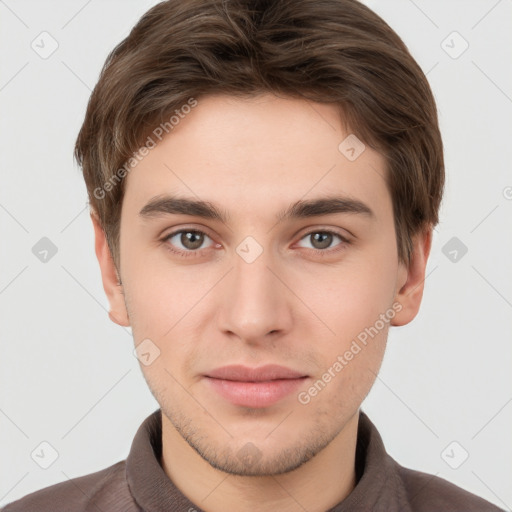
296 230 349 252
161 227 350 259
162 229 216 257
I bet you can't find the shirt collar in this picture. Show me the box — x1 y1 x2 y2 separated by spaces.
126 408 410 512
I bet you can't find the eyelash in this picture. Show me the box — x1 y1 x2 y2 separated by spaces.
161 228 350 259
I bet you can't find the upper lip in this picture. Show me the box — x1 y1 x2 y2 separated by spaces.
205 364 307 382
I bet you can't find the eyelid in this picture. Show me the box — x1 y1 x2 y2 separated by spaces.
161 226 350 245
295 225 352 242
161 224 217 241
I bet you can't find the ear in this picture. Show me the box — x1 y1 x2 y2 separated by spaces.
390 227 433 327
91 211 130 327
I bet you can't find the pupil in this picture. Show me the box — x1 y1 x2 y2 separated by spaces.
313 232 331 249
183 231 203 249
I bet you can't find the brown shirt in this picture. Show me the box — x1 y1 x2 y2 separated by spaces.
2 409 503 512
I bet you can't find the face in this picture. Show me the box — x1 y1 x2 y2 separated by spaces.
95 93 429 476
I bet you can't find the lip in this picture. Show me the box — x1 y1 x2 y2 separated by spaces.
204 365 308 408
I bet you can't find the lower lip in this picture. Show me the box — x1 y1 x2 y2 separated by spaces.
205 377 307 408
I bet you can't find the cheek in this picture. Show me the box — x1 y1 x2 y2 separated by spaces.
122 246 196 331
302 251 396 392
309 260 396 339
122 257 213 376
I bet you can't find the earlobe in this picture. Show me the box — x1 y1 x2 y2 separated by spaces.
390 227 433 327
90 211 130 327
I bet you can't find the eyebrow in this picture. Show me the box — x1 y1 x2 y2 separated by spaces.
139 194 375 224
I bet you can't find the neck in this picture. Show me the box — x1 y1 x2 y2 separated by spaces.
161 412 360 512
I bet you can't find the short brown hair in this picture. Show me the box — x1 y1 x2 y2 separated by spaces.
75 0 444 268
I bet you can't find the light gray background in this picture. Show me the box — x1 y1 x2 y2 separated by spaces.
1 0 511 509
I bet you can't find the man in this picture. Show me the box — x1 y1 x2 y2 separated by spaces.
2 0 504 511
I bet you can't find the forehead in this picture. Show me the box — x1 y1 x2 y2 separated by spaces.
123 94 391 224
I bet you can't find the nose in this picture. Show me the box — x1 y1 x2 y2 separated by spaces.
217 246 293 345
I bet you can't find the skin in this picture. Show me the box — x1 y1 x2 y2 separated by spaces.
92 93 431 512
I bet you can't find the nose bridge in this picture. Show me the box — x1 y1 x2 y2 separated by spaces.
234 244 274 297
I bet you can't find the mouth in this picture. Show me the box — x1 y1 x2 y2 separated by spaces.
203 364 309 408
